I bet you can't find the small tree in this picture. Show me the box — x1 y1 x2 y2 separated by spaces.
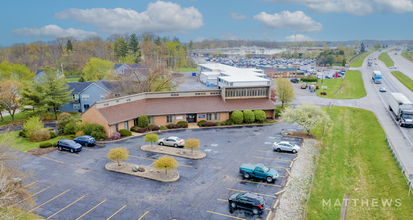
281 103 330 135
184 138 200 154
145 133 159 148
57 112 73 132
254 110 266 122
276 78 294 107
107 147 129 166
22 116 44 138
66 39 73 52
0 80 22 121
154 155 178 176
138 115 149 128
243 110 255 123
231 111 243 124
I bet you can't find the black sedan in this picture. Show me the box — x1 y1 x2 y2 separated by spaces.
228 192 266 215
57 139 82 153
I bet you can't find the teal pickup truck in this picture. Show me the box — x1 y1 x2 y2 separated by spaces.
239 163 278 183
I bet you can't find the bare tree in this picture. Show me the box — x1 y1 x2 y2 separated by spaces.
0 80 22 121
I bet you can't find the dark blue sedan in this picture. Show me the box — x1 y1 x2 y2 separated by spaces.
73 135 96 146
57 139 82 153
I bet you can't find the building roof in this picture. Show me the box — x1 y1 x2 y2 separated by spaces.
67 80 115 94
263 69 278 73
113 63 144 70
276 68 297 72
97 96 275 125
35 69 43 76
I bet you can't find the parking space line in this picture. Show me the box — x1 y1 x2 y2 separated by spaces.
76 199 106 220
82 148 93 151
58 151 80 157
226 188 277 198
217 199 271 211
253 156 292 162
13 185 54 206
47 194 87 219
236 179 282 187
207 211 246 220
138 211 149 220
41 156 64 164
95 143 104 146
28 189 71 213
107 205 126 220
148 162 155 167
129 155 192 168
23 180 38 188
258 150 297 156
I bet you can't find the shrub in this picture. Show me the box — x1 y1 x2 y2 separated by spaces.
19 131 25 137
119 129 132 137
175 124 183 128
274 109 282 118
300 76 317 82
50 131 57 138
166 124 175 129
137 128 148 133
83 123 106 140
160 126 168 130
130 126 138 132
216 122 221 126
30 129 51 142
57 113 73 132
22 116 44 138
152 126 160 131
52 142 58 147
39 142 52 148
138 115 149 128
231 111 243 124
243 110 255 123
254 110 266 122
226 118 234 125
221 121 228 126
200 122 217 127
76 131 84 137
64 121 81 134
183 124 188 128
320 92 327 96
177 121 188 126
148 124 156 131
197 120 207 126
113 132 121 140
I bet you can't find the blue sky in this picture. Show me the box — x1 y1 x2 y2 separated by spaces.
1 0 413 46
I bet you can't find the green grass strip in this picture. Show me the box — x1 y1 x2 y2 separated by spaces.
378 53 394 67
350 52 372 68
391 71 413 92
315 70 366 99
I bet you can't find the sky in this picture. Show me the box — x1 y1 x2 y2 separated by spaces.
1 0 413 46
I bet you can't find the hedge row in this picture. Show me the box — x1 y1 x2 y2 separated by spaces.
300 76 317 82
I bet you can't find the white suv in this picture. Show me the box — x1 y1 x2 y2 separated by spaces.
273 141 300 153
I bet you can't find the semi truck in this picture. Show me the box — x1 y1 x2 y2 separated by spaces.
372 71 382 84
388 93 413 127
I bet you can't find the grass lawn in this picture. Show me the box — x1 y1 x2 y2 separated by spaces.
315 78 343 98
350 52 372 68
65 77 80 82
0 131 71 152
379 52 394 67
391 71 413 92
306 107 413 220
402 51 413 63
179 67 198 72
0 112 29 126
0 208 43 220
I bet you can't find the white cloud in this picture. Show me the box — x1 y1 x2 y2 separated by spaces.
253 11 323 33
230 12 246 20
285 34 319 42
194 37 206 42
53 1 204 34
374 0 413 13
11 25 97 39
222 31 239 40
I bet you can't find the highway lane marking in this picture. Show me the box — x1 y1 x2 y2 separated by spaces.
235 179 282 187
13 185 54 206
217 199 271 211
258 150 297 156
129 155 193 168
47 194 87 219
207 211 246 220
40 156 64 164
23 180 38 188
107 205 126 220
76 199 107 220
226 188 277 198
58 151 80 157
28 189 71 213
138 211 149 220
253 156 292 162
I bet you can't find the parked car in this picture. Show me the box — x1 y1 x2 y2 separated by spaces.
325 75 332 79
239 163 278 182
380 87 386 92
272 141 300 153
57 139 82 153
157 136 185 147
73 135 95 146
301 83 307 89
290 78 299 83
228 192 266 215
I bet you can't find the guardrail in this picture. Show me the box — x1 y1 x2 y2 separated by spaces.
385 137 413 196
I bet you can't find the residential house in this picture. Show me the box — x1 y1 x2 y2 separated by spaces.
113 63 146 75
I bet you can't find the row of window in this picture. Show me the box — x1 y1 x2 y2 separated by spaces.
73 104 89 110
207 113 220 120
195 93 206 95
72 94 107 101
171 94 179 96
225 88 268 98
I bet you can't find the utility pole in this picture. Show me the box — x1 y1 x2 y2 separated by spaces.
61 63 64 76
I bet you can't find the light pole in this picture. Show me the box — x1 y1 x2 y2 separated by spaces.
61 63 64 75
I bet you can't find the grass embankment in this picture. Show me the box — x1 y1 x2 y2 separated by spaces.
0 112 81 127
65 77 80 82
402 51 413 63
350 52 372 68
391 71 413 92
306 107 413 220
379 52 394 67
315 70 366 99
0 208 43 220
0 130 71 152
179 67 198 72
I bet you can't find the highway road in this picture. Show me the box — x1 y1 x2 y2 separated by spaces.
388 51 413 79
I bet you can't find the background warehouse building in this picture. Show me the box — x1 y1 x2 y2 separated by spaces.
82 85 275 137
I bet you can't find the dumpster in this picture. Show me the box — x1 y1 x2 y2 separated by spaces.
192 72 196 76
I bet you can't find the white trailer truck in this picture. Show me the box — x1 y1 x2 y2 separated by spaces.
388 93 413 127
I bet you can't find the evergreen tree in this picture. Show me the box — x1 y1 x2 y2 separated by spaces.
360 42 366 53
129 34 139 54
114 38 128 59
66 39 73 52
342 58 346 66
154 36 162 46
19 82 48 120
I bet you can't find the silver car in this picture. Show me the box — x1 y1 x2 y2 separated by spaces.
157 136 185 148
272 141 300 153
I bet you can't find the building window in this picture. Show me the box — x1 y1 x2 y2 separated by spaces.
230 83 233 86
115 94 121 97
126 99 131 101
72 94 79 100
195 93 206 95
167 115 175 123
84 104 90 110
149 116 154 124
114 124 118 132
171 94 179 97
100 94 105 100
104 103 109 106
134 118 138 126
73 104 80 109
82 94 90 100
124 121 128 130
207 113 220 120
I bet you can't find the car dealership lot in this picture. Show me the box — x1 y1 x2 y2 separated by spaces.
17 123 301 220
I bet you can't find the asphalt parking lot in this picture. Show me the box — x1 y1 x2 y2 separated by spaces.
16 123 301 220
